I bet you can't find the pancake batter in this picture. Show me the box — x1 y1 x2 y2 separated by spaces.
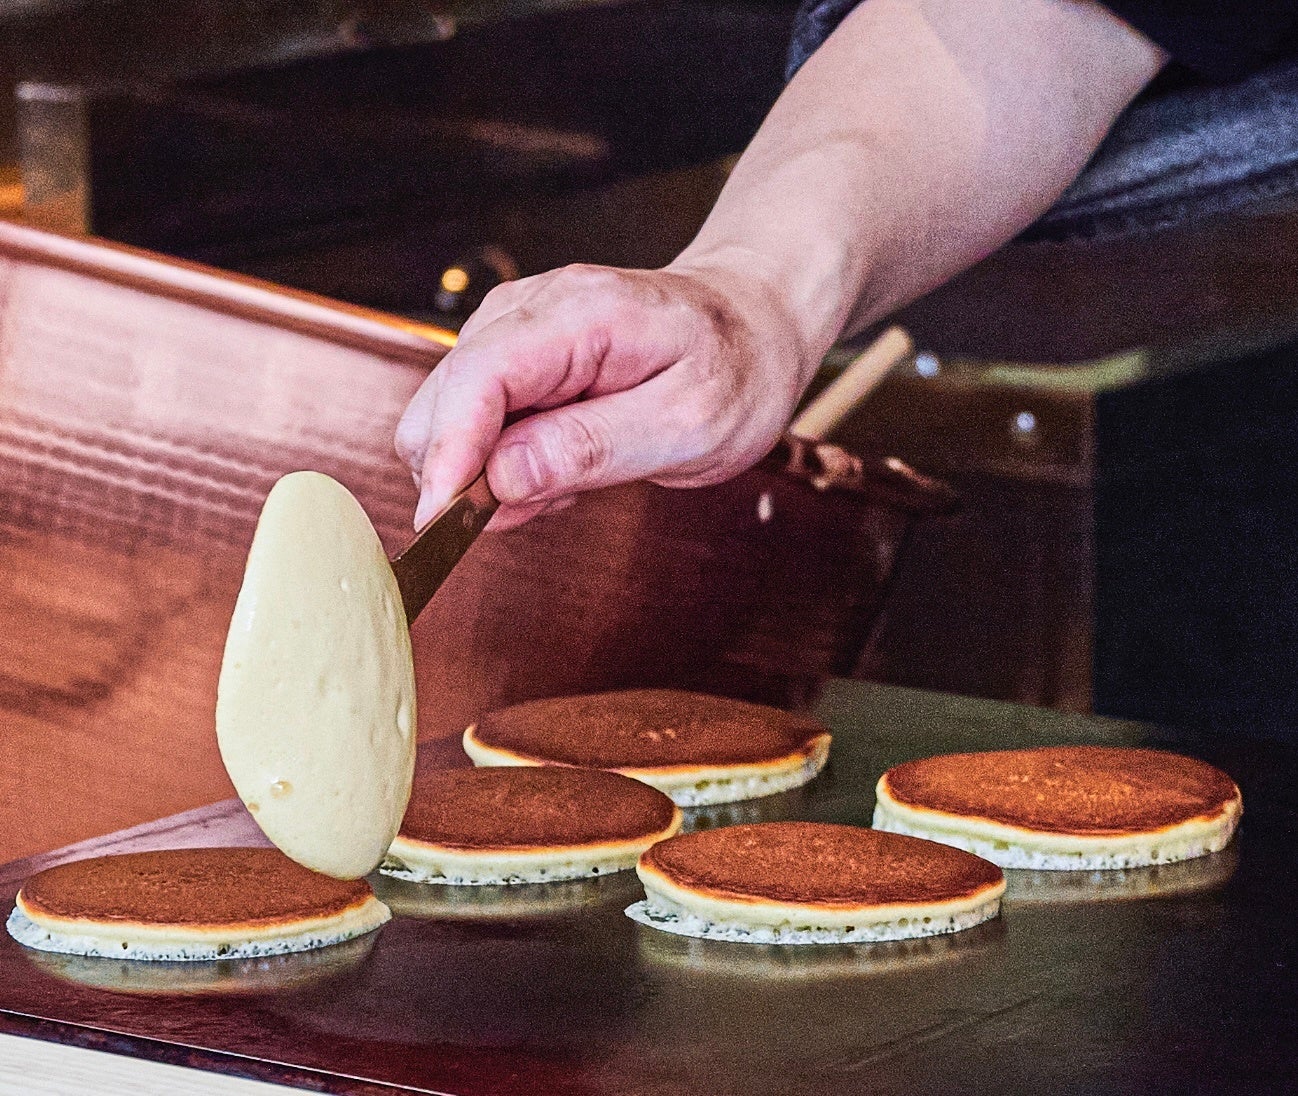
217 472 416 879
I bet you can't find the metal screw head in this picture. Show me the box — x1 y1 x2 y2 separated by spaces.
914 352 941 378
1010 410 1040 448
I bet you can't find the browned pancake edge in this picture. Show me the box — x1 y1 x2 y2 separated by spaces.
880 746 1242 837
638 822 1004 909
396 766 681 851
17 848 376 930
468 688 831 772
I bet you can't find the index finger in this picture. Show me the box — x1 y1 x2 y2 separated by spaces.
409 305 609 527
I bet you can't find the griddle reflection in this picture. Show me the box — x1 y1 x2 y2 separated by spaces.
21 930 377 996
635 914 1006 981
277 909 648 1048
678 783 814 833
1003 842 1240 906
369 870 641 921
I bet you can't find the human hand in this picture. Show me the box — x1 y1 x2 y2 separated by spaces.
395 255 820 530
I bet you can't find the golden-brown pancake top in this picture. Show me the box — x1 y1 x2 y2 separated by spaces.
881 746 1240 836
471 689 829 770
398 766 679 850
639 822 1003 908
18 848 374 927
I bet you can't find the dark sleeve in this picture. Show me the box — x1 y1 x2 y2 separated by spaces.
1104 1 1298 80
786 0 865 81
787 0 1298 83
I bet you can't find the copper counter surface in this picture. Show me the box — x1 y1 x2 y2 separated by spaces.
1 681 1294 1095
0 221 945 865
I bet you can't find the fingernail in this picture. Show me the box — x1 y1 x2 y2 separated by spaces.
413 491 440 530
413 444 453 529
494 443 544 501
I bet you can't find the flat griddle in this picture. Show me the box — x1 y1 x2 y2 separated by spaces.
2 681 1294 1095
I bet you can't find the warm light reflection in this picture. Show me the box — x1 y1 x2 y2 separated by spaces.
440 266 470 294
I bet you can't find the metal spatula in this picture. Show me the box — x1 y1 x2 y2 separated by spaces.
390 471 498 625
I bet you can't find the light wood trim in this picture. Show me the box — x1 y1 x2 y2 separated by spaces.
790 326 914 441
0 1032 296 1095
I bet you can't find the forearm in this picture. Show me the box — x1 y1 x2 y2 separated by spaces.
396 0 1165 524
673 0 1165 370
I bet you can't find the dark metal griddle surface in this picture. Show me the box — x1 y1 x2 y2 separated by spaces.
1 681 1295 1095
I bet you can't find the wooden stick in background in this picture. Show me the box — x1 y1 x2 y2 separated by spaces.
789 326 915 442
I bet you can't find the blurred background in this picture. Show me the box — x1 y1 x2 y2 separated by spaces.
3 0 1297 736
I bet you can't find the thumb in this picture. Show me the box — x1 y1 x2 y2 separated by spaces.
488 409 614 503
487 368 699 503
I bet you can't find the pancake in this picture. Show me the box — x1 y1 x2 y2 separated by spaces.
628 821 1005 944
381 766 682 884
6 848 390 961
217 471 416 880
873 746 1242 870
463 689 832 805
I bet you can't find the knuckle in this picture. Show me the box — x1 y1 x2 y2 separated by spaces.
672 388 714 437
476 281 516 312
539 265 644 341
544 412 611 483
456 313 487 342
435 347 492 392
541 264 585 296
458 287 510 338
547 263 620 299
552 262 596 283
461 277 536 337
393 419 423 463
508 303 539 328
678 357 742 429
684 351 730 396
